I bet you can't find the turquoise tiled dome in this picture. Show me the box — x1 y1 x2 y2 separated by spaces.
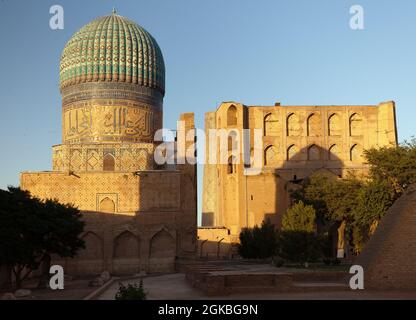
60 13 165 95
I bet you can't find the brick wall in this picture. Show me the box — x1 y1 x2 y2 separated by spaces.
355 185 416 289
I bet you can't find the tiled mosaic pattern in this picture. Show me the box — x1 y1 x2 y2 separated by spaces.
60 14 165 94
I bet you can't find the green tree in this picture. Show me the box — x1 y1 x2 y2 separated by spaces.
349 179 395 254
0 187 85 288
364 138 416 196
291 173 364 258
289 140 416 257
282 201 316 233
292 173 362 229
238 218 278 259
277 231 321 265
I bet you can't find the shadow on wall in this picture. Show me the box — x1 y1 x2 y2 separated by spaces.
281 143 363 260
52 211 177 276
200 138 364 258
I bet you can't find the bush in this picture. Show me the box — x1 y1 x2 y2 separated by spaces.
277 231 321 265
317 232 332 260
238 219 278 259
115 280 147 300
282 201 316 233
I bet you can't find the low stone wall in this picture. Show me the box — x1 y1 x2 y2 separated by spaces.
197 228 238 259
189 271 293 296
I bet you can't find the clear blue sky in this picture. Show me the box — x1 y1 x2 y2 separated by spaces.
0 0 415 222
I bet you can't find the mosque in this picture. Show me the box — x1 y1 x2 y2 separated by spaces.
20 12 197 275
19 12 398 274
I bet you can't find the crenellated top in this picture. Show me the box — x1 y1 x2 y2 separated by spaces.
59 14 165 95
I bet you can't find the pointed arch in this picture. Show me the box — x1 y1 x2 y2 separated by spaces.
349 113 362 136
264 112 278 136
307 144 321 160
328 113 341 136
227 155 236 174
99 197 115 213
287 144 300 161
287 113 300 136
103 153 115 171
149 229 175 273
264 145 278 166
78 231 103 261
227 105 237 126
228 130 238 152
113 231 140 259
307 113 320 137
329 144 340 161
350 144 362 162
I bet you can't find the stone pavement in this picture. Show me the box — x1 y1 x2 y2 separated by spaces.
97 273 416 300
1 279 97 300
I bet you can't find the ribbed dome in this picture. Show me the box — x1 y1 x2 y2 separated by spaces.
60 13 165 95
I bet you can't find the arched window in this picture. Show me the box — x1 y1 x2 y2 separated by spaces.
350 144 362 162
227 105 237 126
264 145 278 166
228 130 238 152
349 113 362 136
99 197 115 213
264 113 278 136
307 144 321 160
287 113 300 136
329 144 339 160
103 153 115 171
307 113 320 137
287 144 300 161
328 113 341 136
227 156 236 174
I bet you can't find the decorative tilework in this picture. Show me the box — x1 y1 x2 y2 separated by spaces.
60 14 165 95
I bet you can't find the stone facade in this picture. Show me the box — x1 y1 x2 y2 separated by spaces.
21 112 197 275
19 14 197 276
199 101 397 254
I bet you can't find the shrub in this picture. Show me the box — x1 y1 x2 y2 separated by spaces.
318 232 333 260
238 218 278 259
115 280 147 300
282 201 316 233
277 231 321 265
